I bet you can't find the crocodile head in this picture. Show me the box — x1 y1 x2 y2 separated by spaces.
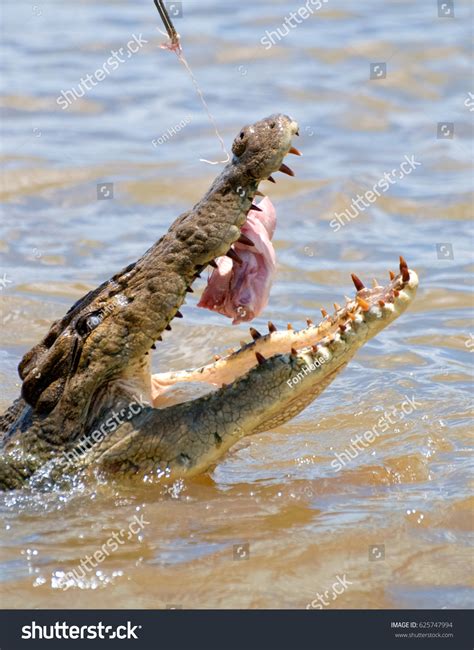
0 114 418 489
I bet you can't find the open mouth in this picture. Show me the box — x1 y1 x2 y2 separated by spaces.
152 244 418 405
147 131 418 406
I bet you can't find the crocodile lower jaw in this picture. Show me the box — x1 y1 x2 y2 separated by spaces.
151 258 418 406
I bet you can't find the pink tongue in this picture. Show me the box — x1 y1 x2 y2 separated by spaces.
197 196 277 324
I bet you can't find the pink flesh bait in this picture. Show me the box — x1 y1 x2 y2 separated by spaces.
197 196 277 324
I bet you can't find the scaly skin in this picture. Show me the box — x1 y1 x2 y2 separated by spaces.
0 114 418 489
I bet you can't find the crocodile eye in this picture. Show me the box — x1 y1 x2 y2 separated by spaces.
269 122 276 129
75 310 104 337
86 314 102 330
240 131 245 139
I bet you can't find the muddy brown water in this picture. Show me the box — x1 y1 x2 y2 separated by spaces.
0 1 473 609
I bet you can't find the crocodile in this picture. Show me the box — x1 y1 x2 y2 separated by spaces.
0 114 418 490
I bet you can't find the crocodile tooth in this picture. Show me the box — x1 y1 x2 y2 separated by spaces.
378 299 385 308
306 318 313 326
254 190 264 197
268 321 277 333
357 297 370 311
250 327 262 340
347 311 356 321
287 323 293 330
351 274 365 292
399 255 410 282
151 343 156 350
250 204 263 212
255 352 266 365
339 324 346 333
288 146 302 156
209 260 218 268
291 347 298 356
372 278 379 288
214 355 221 361
237 233 254 246
227 249 243 265
157 336 163 341
334 303 341 311
279 163 294 176
175 310 183 318
389 270 395 280
240 340 246 348
393 289 399 297
311 344 318 352
321 308 328 317
165 324 172 331
267 175 276 183
186 286 194 293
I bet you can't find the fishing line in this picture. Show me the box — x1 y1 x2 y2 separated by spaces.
153 0 230 165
